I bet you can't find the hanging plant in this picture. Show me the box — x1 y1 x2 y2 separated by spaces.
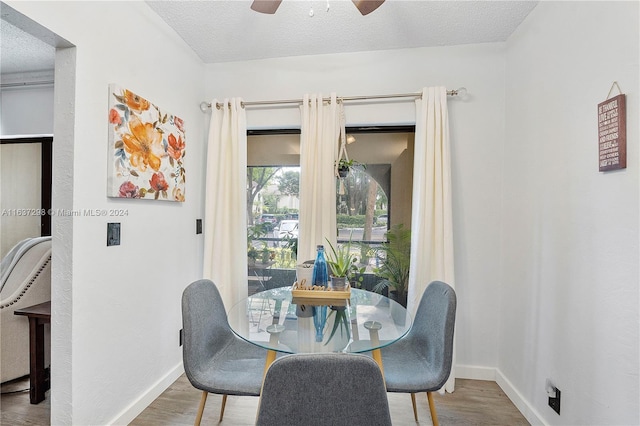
336 158 365 178
338 166 349 178
337 159 351 178
335 103 351 179
335 103 364 191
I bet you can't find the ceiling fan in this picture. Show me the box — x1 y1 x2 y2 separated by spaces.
251 0 385 16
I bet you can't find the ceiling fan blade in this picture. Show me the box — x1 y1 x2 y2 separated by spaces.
250 0 283 14
352 0 385 16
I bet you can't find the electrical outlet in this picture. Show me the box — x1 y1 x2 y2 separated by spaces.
549 388 561 415
179 329 183 346
107 223 121 246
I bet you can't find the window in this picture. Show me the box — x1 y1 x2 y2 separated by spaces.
246 128 414 287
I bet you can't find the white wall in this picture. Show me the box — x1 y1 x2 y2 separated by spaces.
502 2 639 425
5 2 206 424
0 84 53 136
205 43 507 371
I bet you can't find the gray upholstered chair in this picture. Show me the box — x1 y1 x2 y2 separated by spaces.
381 280 457 426
182 279 267 425
256 353 392 426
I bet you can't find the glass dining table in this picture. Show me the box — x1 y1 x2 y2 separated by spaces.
227 286 412 376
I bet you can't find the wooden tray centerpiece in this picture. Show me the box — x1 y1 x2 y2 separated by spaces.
291 281 351 306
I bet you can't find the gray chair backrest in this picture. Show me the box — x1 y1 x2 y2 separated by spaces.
182 279 233 380
256 353 392 426
412 280 457 389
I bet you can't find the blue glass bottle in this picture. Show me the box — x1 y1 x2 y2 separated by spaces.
311 245 328 342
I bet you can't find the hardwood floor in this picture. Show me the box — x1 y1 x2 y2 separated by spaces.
1 376 50 426
2 375 529 425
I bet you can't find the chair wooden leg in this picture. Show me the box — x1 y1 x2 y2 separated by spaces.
219 394 228 422
263 350 277 378
427 392 439 426
410 393 418 421
194 391 208 426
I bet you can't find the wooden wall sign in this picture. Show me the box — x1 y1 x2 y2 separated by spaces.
598 93 626 171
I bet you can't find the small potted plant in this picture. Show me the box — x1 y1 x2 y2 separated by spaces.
247 246 259 266
323 239 359 347
336 158 365 178
325 238 358 290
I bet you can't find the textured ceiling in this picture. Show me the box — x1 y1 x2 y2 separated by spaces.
147 0 539 63
1 19 55 75
1 1 538 75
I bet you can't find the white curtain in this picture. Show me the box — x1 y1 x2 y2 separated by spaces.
408 86 456 392
203 98 248 309
297 93 340 262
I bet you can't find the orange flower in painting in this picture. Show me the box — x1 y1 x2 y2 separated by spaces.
109 108 122 125
167 133 185 160
122 116 163 172
123 89 150 113
150 172 169 192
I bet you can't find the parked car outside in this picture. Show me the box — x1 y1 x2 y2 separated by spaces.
377 214 388 225
276 219 299 240
259 214 278 230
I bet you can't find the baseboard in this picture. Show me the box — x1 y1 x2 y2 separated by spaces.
494 368 547 426
455 364 497 381
455 365 546 426
108 361 184 426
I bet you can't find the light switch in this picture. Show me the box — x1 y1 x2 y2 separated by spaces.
107 223 121 246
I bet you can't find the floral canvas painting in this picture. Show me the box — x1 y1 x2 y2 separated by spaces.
107 84 185 201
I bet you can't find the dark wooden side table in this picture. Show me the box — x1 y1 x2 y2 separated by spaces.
14 301 51 404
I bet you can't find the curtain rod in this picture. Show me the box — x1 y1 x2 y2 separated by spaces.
199 87 466 112
1 80 54 89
